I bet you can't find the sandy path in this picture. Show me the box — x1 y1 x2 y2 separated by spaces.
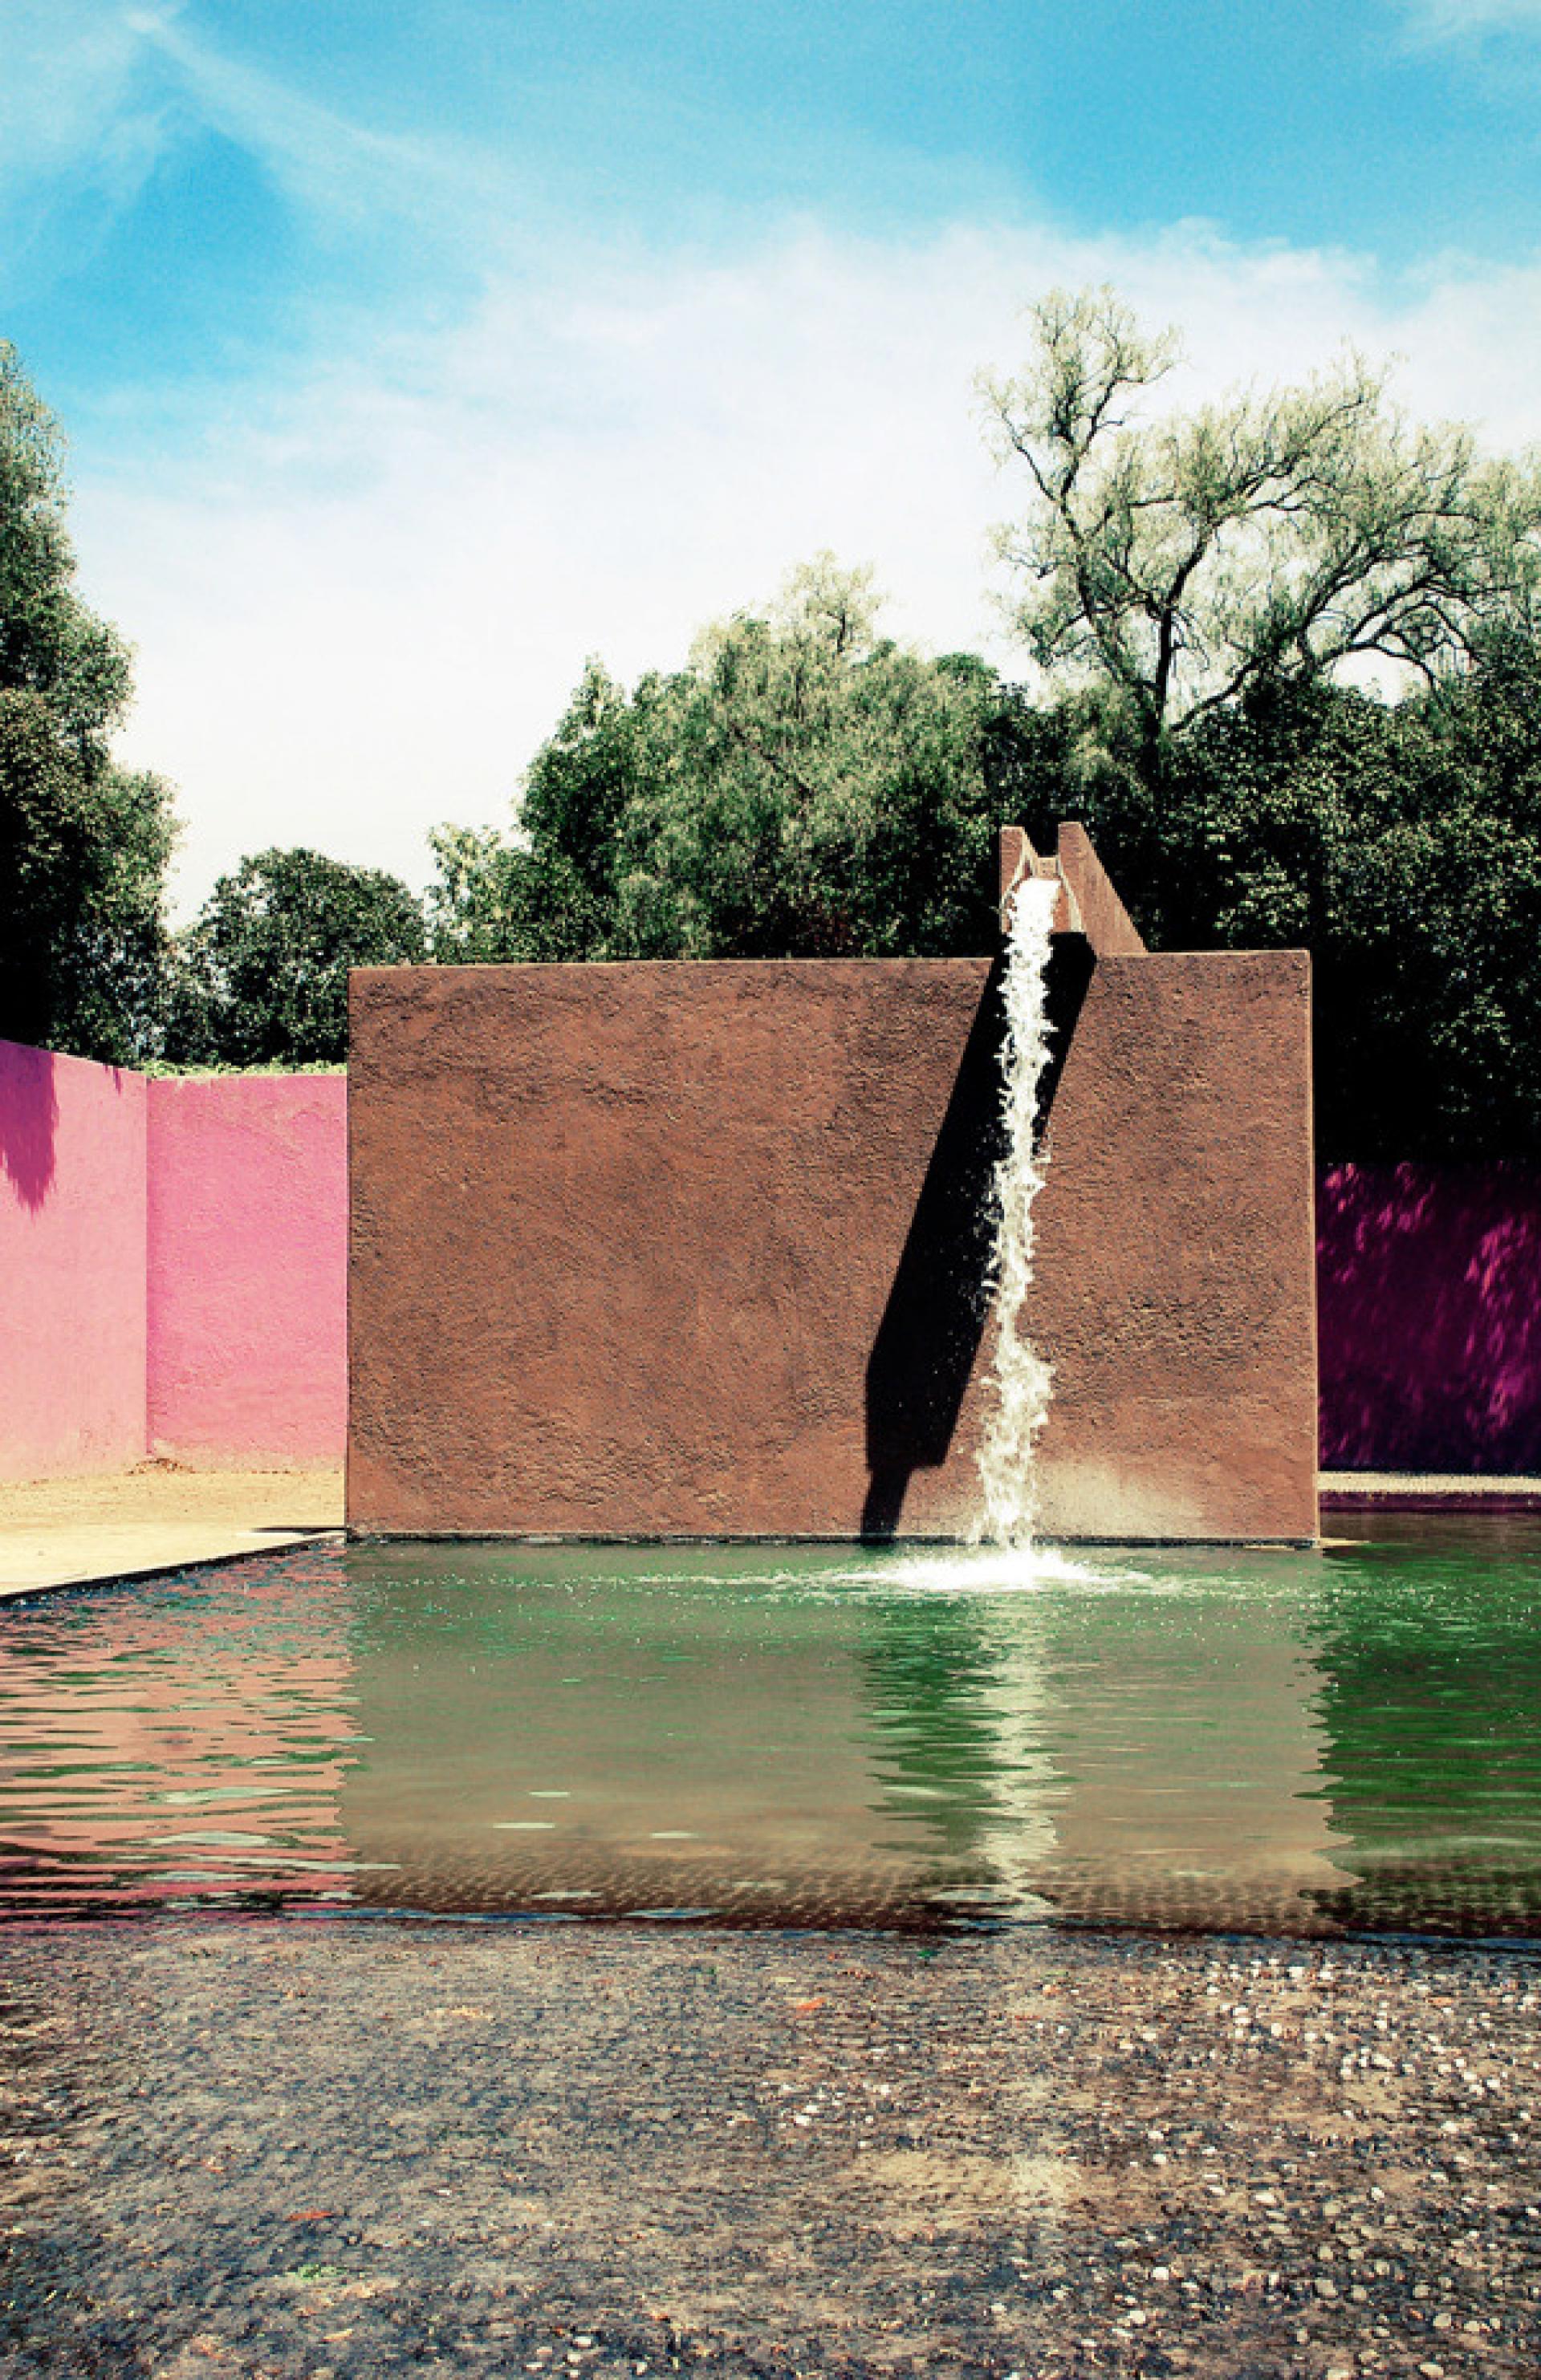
0 1462 344 1530
0 1464 344 1595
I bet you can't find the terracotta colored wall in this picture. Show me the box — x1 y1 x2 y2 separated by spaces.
348 952 1318 1541
1318 1162 1541 1473
147 1074 349 1467
0 1038 148 1481
1032 951 1317 1540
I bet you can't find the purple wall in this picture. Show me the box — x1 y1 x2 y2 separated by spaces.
148 1074 348 1467
0 1041 148 1481
1317 1163 1541 1472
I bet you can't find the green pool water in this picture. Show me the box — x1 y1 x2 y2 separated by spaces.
2 1510 1539 1937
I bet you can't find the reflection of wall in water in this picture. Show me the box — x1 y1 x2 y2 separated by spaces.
0 1562 356 1905
337 1551 929 1903
1031 1582 1344 1923
856 1599 1025 1860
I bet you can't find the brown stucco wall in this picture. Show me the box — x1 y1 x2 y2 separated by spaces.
348 944 1316 1542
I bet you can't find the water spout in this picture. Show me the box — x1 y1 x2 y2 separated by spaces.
974 871 1060 1548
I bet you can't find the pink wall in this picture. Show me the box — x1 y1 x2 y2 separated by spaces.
0 1038 148 1481
1 1043 346 1480
1317 1163 1541 1473
147 1074 348 1467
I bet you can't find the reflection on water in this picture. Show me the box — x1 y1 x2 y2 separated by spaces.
2 1515 1540 1936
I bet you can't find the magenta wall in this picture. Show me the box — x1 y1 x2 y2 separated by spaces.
1317 1163 1541 1472
0 1038 148 1481
147 1074 348 1467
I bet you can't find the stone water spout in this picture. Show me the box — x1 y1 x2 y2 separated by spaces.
996 823 1146 956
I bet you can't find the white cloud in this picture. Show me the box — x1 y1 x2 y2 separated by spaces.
0 2 177 205
125 8 522 238
66 214 1541 916
1395 0 1541 40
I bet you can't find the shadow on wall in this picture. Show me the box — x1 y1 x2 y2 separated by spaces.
0 1042 58 1213
1318 1163 1541 1472
862 941 1094 1540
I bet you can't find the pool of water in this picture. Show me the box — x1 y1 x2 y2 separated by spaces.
2 1512 1539 1938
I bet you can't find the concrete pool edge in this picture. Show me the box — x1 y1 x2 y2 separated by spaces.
6 1473 1539 1605
342 1525 1324 1549
0 1526 344 1604
1320 1469 1541 1507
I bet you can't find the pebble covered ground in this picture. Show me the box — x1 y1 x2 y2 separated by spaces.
2 1919 1539 2378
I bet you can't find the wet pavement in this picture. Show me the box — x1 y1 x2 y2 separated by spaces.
2 1918 1538 2378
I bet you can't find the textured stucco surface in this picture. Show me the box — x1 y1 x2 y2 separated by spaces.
1053 821 1148 957
1031 952 1317 1540
348 950 1317 1541
0 1038 148 1482
148 1074 348 1466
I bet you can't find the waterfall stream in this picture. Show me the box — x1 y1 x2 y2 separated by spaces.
974 870 1060 1549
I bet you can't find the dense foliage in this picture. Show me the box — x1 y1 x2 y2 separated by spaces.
429 565 1541 1159
429 559 1014 965
0 343 175 1062
167 847 426 1066
994 645 1541 1160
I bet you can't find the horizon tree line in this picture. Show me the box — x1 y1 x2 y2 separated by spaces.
5 290 1541 1160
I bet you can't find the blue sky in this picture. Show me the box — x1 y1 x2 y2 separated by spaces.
6 0 1541 904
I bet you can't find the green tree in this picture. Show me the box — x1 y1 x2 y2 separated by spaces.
1177 648 1541 1160
996 649 1541 1159
0 342 175 1060
429 558 1019 964
981 287 1541 780
169 847 426 1066
974 286 1541 1157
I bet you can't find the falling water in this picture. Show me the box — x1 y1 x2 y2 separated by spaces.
974 870 1060 1549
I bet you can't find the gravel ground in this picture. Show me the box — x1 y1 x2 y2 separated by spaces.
2 1919 1538 2378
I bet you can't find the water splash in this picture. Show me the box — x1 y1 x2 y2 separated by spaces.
974 871 1060 1549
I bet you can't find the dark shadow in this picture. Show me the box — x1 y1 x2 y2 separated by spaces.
1037 936 1096 1150
0 1043 59 1212
861 938 1095 1541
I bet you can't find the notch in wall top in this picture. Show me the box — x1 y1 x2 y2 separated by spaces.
997 826 1084 941
996 825 1147 959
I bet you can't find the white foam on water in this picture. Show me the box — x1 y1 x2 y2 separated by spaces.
565 1542 1141 1599
838 1543 1131 1596
974 870 1060 1551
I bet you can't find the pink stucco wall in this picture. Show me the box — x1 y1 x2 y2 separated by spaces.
1317 1162 1541 1472
1 1044 346 1480
147 1074 348 1467
0 1038 148 1480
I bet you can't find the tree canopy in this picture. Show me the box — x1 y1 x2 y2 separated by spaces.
429 557 1015 965
994 638 1541 1160
168 847 426 1067
980 287 1541 766
431 529 1541 1160
0 342 175 1062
